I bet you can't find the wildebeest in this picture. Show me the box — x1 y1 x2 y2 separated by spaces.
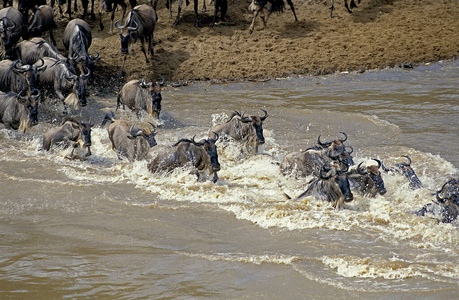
381 155 423 189
148 134 221 183
348 159 387 197
16 37 68 65
115 4 156 74
116 76 164 120
248 0 298 34
41 117 93 157
27 5 56 46
209 109 268 153
36 57 90 109
101 111 157 161
99 0 137 34
280 133 353 177
0 6 24 58
0 89 40 132
330 0 360 18
288 162 353 209
415 179 459 223
0 58 46 95
62 18 95 75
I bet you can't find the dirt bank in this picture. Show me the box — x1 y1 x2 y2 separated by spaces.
53 0 459 86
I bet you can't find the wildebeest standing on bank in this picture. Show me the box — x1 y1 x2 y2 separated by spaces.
248 0 298 34
0 89 40 132
0 58 46 95
209 109 268 154
36 57 90 110
27 5 57 46
62 18 94 75
381 155 423 190
41 117 93 157
115 4 156 74
102 111 157 161
99 0 138 34
16 37 67 65
287 163 354 209
0 6 24 58
148 135 221 183
116 76 164 120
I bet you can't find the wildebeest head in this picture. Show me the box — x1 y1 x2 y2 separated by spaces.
435 179 459 207
320 162 354 205
357 159 387 195
115 20 138 55
127 123 158 148
340 146 355 167
17 89 40 127
193 133 221 173
238 109 268 145
0 17 18 56
318 132 348 159
13 59 47 91
381 156 423 189
65 67 90 107
139 76 164 119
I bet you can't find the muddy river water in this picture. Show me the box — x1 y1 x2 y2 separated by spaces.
0 60 458 298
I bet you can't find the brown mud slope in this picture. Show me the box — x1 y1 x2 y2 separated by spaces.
53 0 458 84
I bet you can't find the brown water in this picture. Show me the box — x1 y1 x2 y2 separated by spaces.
0 61 458 299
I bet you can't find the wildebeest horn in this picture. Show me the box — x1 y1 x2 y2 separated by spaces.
345 146 353 154
357 162 368 175
379 160 391 172
65 73 78 81
339 132 348 143
36 58 46 70
81 67 91 79
435 191 446 204
210 132 219 143
91 49 100 59
114 20 124 30
372 158 382 169
401 155 412 166
191 135 205 146
156 75 165 86
240 111 253 123
148 122 157 134
13 60 29 72
259 109 268 121
320 164 333 179
127 21 138 31
30 88 40 99
317 135 332 148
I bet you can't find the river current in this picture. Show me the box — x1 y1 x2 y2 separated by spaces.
0 60 458 298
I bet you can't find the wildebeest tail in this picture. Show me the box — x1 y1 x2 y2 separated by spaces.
101 111 116 127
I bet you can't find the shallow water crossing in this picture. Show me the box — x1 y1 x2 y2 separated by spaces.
0 61 458 298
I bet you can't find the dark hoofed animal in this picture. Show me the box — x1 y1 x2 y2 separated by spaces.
209 109 268 153
0 6 25 58
0 58 46 95
248 0 298 34
115 4 156 74
28 5 56 46
330 0 361 18
381 155 423 189
290 162 354 209
348 159 387 197
42 117 93 157
148 134 221 183
415 179 459 223
102 111 157 162
99 0 137 34
0 89 40 132
280 132 353 177
16 37 67 65
36 57 90 109
116 76 164 119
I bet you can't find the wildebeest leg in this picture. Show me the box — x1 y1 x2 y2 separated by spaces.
166 0 172 18
65 0 72 19
248 4 266 34
173 0 183 26
350 0 357 9
119 55 127 75
260 10 271 30
344 0 352 13
330 0 334 18
148 33 154 56
202 0 206 13
286 0 298 21
139 37 149 63
212 172 218 183
49 29 57 46
193 0 199 28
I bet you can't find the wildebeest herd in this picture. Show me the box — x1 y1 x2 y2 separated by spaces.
0 1 458 225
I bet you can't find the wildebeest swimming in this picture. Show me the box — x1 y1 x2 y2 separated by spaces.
0 89 40 132
415 179 459 223
381 155 423 190
347 159 387 197
209 109 268 154
102 111 158 162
